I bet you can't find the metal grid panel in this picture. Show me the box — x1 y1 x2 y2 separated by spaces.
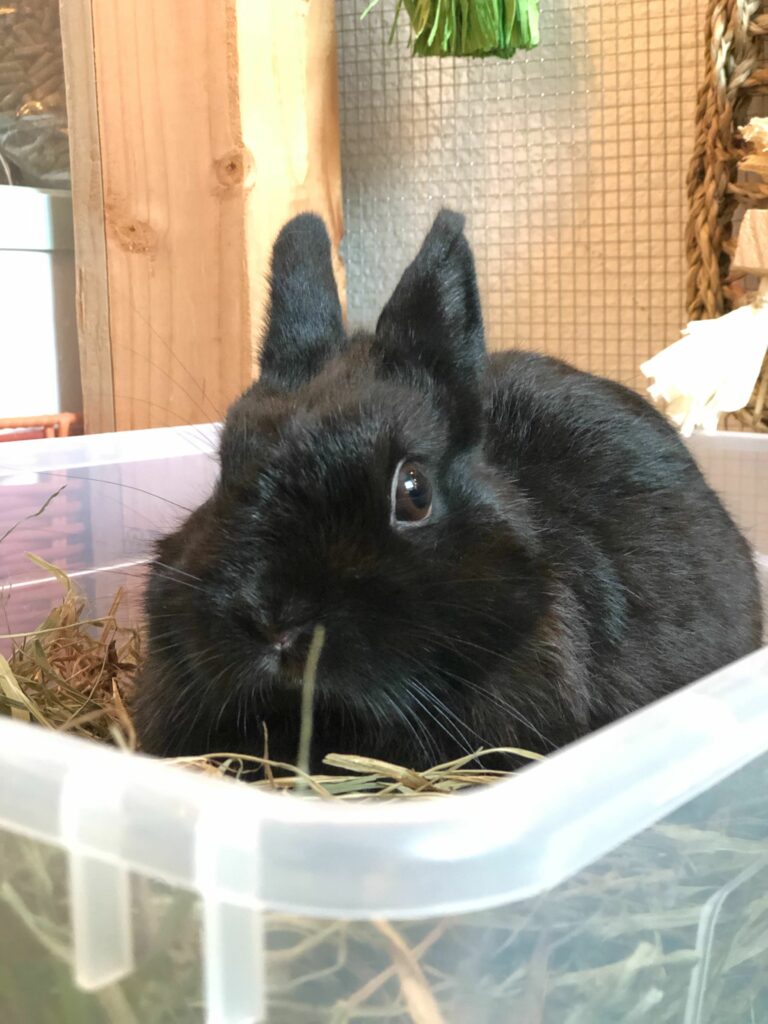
336 0 706 388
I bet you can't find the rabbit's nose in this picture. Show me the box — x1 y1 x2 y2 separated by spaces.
269 621 312 659
273 627 300 652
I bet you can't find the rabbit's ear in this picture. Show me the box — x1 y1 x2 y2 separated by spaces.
374 210 485 402
259 214 345 389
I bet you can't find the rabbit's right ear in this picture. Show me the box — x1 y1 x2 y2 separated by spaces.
258 214 345 390
374 210 485 445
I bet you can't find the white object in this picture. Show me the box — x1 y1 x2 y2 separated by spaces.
0 186 81 419
640 297 768 436
0 426 766 1023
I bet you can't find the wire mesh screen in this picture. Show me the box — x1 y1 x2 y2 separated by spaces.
336 0 707 389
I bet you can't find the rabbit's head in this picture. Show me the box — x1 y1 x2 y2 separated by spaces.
133 211 549 769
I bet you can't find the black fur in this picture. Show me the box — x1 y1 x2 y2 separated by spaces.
133 210 762 771
259 213 346 390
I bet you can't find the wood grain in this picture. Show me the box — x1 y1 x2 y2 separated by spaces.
89 0 250 430
65 0 344 429
237 0 346 373
60 0 114 433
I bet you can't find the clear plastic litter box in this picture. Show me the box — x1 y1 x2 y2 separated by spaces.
0 426 766 1024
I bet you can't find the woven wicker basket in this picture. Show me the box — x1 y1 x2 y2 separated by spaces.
686 0 768 431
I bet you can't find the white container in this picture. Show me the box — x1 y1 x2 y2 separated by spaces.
0 186 81 420
0 427 766 1024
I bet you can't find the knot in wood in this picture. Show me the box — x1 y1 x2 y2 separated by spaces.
112 218 157 255
214 147 255 189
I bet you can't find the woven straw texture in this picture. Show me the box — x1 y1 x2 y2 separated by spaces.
686 0 768 431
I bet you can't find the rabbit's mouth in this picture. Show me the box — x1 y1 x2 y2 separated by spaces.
272 659 307 690
242 635 313 692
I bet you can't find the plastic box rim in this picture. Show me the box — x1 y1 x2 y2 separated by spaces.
0 644 766 919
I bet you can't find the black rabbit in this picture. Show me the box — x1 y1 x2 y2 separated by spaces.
132 210 762 771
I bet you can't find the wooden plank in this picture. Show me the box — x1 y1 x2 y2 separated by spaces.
65 0 344 430
732 208 768 277
89 0 251 430
60 0 115 433
237 0 346 374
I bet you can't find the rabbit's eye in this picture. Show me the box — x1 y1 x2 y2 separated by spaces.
392 461 433 525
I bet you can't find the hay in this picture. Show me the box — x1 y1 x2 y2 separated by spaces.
2 563 768 1023
0 563 541 796
1 555 139 745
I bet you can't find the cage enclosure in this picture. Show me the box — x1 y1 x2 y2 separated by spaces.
1 1 768 1022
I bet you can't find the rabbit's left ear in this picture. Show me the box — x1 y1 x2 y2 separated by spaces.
374 210 486 403
259 214 345 390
